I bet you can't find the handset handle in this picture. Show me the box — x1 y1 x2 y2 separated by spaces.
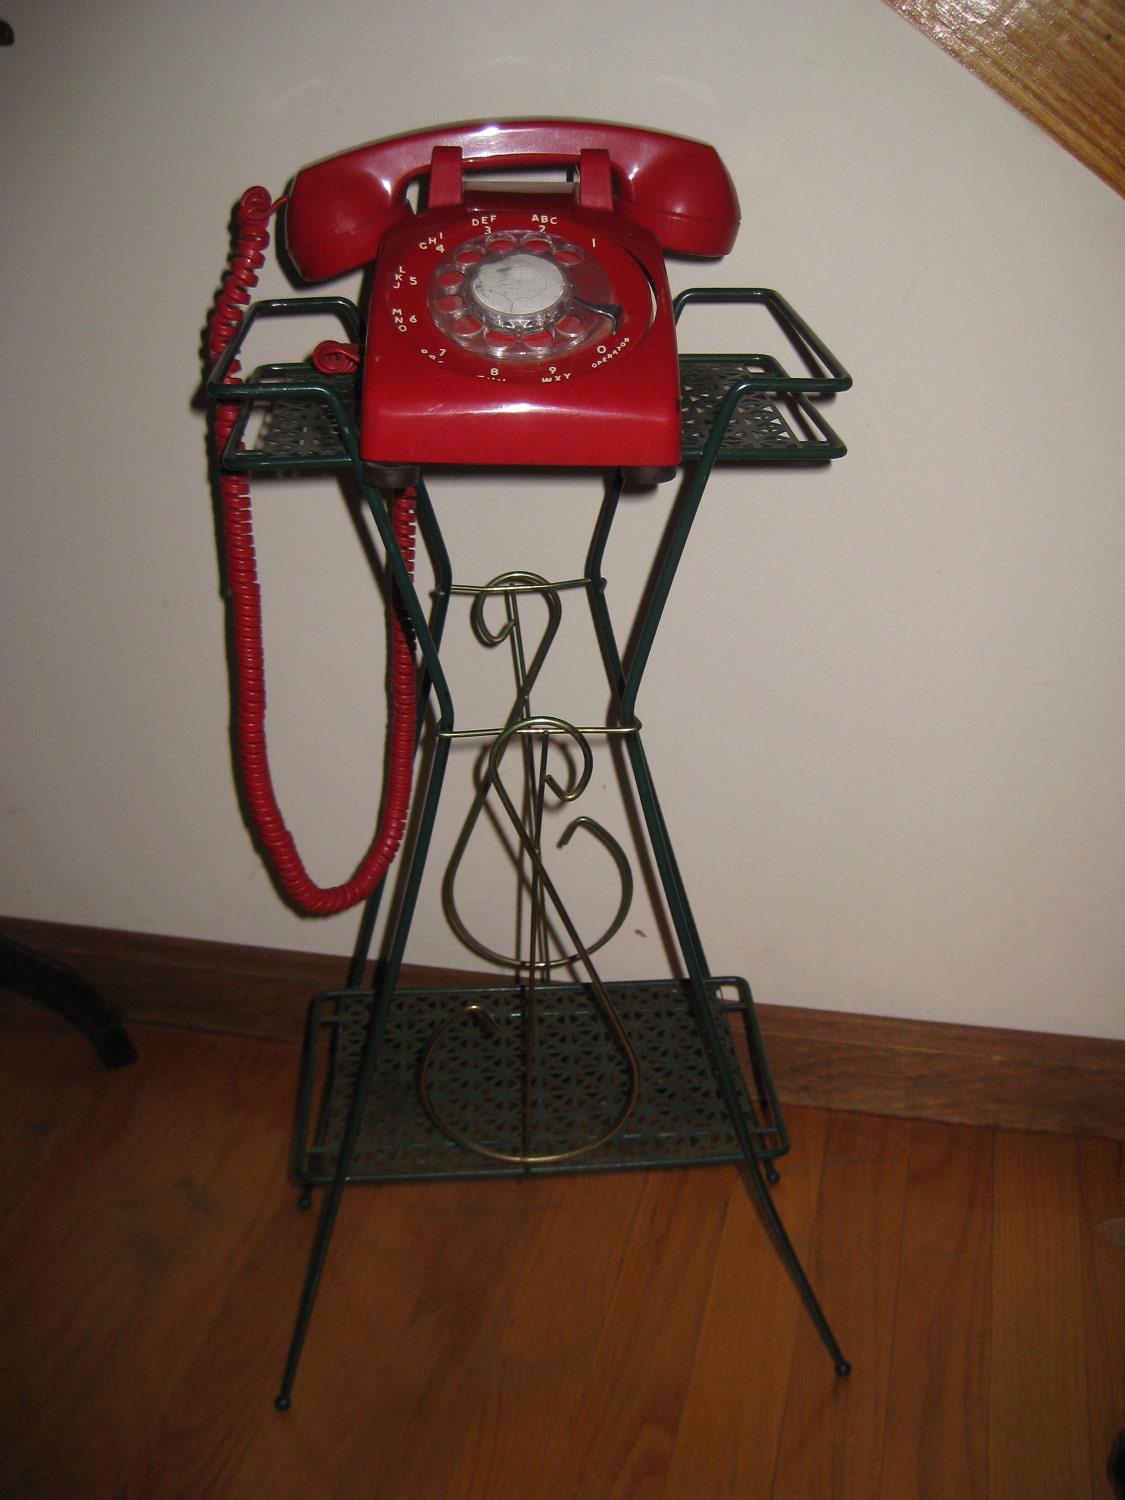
285 119 740 281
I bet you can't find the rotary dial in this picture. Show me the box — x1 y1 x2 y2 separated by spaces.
429 229 616 361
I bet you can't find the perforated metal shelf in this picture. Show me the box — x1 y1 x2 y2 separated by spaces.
217 355 845 473
679 355 845 462
296 977 786 1185
222 369 357 472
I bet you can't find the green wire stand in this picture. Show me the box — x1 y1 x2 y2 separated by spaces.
210 285 852 1408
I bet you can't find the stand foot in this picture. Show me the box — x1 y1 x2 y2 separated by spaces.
740 1156 850 1376
275 1395 292 1412
297 1191 313 1210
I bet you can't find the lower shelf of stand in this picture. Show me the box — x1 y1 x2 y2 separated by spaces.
296 977 787 1185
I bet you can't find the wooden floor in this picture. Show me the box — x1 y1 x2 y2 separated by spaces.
1 999 1122 1499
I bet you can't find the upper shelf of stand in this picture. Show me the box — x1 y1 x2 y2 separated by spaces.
209 287 850 474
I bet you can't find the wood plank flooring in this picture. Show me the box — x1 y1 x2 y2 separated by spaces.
1 998 1122 1499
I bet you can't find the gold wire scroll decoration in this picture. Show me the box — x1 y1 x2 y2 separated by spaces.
422 569 641 1166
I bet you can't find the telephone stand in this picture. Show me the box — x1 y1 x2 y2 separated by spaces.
212 286 852 1409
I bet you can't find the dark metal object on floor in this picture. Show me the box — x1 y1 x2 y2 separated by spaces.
0 932 138 1070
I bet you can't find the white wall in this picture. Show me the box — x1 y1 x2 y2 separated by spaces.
1 0 1122 1039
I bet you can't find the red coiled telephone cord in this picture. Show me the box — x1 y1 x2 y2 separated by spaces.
208 187 417 915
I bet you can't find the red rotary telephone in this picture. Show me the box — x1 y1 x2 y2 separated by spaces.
208 121 739 914
284 120 740 483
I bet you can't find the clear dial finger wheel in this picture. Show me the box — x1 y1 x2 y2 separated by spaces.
429 229 614 362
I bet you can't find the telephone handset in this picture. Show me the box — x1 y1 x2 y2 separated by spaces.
283 121 740 482
208 122 739 915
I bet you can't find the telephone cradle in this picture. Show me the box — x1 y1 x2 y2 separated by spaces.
205 121 852 1411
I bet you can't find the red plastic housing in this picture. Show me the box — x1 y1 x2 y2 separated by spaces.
282 121 741 473
361 194 682 471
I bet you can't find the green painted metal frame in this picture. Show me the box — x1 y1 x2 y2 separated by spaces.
209 287 852 1406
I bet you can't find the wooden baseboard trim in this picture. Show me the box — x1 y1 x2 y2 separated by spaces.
3 915 1122 1140
756 1003 1125 1141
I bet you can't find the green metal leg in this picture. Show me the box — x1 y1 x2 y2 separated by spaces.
346 480 452 991
589 439 848 1373
623 733 848 1373
276 733 453 1411
277 477 454 1411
